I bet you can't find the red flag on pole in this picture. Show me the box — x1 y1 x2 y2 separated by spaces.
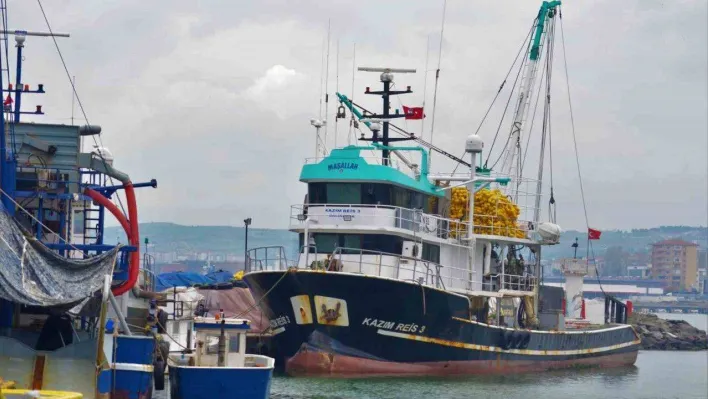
402 106 425 120
588 228 601 240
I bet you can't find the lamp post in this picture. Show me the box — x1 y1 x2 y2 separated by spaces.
244 218 252 272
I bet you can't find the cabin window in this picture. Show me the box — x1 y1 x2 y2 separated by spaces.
410 191 425 210
326 183 361 204
361 183 391 205
307 183 434 213
308 183 327 204
229 335 241 353
422 243 441 263
312 233 339 253
341 234 362 252
391 186 410 208
299 233 404 255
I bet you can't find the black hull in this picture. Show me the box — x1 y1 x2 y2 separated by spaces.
244 270 640 376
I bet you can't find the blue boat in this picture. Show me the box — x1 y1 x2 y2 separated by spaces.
168 316 275 399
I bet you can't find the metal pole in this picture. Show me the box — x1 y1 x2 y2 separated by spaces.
13 35 23 123
217 309 226 367
244 217 251 272
0 30 70 37
303 218 309 269
382 78 391 165
467 151 477 290
108 291 132 336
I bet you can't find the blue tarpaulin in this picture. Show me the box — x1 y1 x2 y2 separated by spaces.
156 270 234 292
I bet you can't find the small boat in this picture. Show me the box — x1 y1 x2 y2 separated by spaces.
168 315 275 399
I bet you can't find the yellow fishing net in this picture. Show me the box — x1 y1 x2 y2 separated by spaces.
449 187 525 238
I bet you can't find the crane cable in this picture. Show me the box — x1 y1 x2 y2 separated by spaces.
450 21 536 175
558 8 605 296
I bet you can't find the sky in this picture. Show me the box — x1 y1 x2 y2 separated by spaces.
6 0 708 231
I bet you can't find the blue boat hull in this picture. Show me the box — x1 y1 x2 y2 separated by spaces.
169 365 273 399
244 270 641 376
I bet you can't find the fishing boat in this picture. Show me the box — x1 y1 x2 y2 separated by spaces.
168 315 274 399
0 4 164 398
243 0 641 376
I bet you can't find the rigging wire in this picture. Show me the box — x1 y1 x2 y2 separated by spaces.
427 0 447 167
323 19 331 152
347 44 356 145
485 58 525 171
421 34 431 140
36 0 128 218
334 38 339 148
558 9 605 294
450 22 535 175
1 1 17 154
532 14 556 223
519 54 548 178
318 36 325 119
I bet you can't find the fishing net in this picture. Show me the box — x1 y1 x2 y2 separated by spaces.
0 208 120 307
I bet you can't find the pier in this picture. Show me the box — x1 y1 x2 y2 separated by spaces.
632 302 708 314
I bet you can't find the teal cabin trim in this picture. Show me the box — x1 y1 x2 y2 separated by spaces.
530 1 561 61
300 146 444 197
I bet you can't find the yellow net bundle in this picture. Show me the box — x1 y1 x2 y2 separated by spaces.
448 187 525 239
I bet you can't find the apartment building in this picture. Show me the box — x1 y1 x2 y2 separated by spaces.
651 239 699 291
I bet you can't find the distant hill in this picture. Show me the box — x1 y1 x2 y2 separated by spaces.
105 223 706 261
104 222 299 257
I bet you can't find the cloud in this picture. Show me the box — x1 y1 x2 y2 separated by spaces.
7 0 707 230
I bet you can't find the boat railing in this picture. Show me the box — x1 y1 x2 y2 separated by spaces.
246 246 298 272
247 245 536 294
496 273 538 292
329 246 447 289
320 247 537 294
289 203 536 241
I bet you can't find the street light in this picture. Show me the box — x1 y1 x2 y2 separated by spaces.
244 218 252 272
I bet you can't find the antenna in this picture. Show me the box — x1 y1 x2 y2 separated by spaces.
421 35 431 142
428 0 448 168
334 38 339 149
323 19 331 153
357 67 416 73
347 44 356 145
358 67 417 165
0 28 69 215
310 118 326 162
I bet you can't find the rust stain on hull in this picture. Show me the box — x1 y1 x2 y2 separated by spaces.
285 348 639 377
30 355 46 390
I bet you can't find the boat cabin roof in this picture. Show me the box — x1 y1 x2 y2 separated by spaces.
300 146 444 197
193 317 251 332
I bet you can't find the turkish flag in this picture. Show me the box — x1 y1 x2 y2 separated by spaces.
402 106 425 120
588 228 601 240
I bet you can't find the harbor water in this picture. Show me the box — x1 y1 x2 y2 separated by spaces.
156 314 707 399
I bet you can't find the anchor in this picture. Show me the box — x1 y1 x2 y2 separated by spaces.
321 302 342 323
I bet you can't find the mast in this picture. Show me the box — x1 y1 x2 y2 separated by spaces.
0 29 68 215
357 67 417 165
498 1 560 197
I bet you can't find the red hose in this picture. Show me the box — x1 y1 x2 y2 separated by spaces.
83 182 140 297
84 188 131 238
